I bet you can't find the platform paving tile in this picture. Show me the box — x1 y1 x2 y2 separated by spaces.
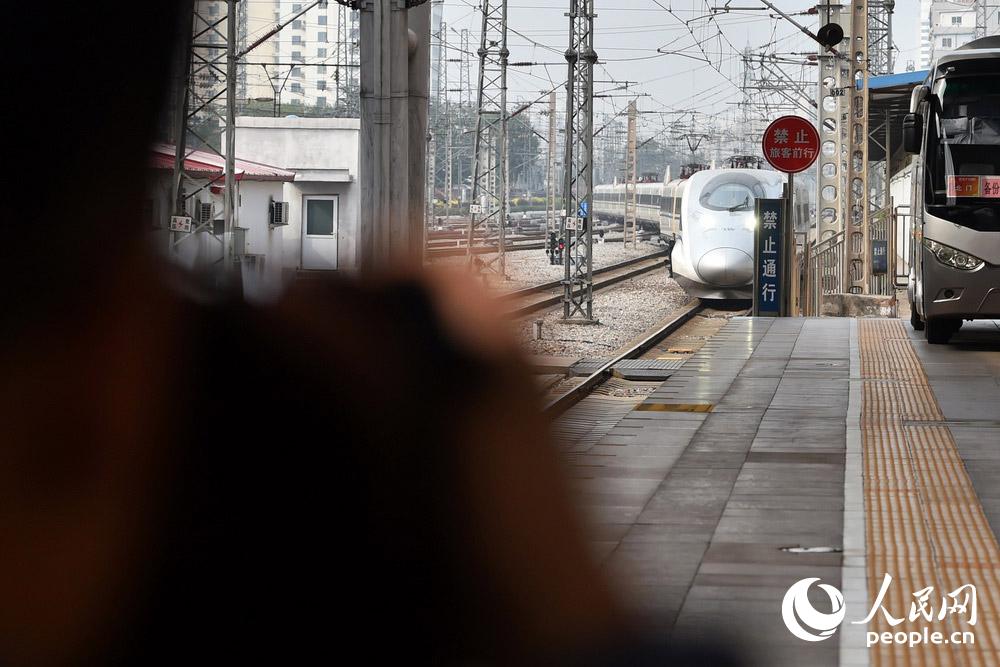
669 451 748 468
907 320 1000 537
565 465 673 481
568 318 852 666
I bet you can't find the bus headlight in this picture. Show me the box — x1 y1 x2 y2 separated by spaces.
923 238 985 271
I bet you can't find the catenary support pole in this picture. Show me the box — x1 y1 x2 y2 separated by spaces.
562 0 597 322
224 0 239 280
358 0 431 271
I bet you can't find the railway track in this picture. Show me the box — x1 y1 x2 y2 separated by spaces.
501 250 670 318
542 300 705 417
426 231 655 258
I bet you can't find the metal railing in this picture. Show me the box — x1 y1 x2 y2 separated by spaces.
893 205 911 289
801 230 845 316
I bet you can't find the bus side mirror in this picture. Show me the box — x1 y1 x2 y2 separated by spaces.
903 113 923 154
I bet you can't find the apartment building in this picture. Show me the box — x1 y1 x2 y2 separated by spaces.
919 0 999 67
193 1 359 113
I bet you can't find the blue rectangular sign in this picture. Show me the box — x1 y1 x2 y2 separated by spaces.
754 198 784 317
872 239 888 275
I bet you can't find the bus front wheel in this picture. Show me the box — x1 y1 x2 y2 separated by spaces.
925 318 958 345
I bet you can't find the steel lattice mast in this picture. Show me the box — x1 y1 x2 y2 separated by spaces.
562 0 597 322
867 1 892 77
170 1 239 276
977 0 1000 38
465 0 509 277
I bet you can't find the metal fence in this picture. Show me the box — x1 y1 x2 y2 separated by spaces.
893 205 911 289
801 231 845 316
798 203 912 316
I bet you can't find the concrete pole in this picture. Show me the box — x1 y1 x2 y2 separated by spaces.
358 0 430 271
546 91 557 237
409 2 431 261
625 99 638 248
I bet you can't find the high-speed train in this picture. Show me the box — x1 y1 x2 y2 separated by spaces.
593 168 812 299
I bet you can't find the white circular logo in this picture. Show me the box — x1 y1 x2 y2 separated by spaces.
781 578 847 642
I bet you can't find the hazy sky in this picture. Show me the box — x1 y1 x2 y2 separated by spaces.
440 1 921 144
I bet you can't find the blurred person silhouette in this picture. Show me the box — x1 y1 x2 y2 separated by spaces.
0 5 739 667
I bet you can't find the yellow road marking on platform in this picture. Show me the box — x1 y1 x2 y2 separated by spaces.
860 319 1000 667
634 403 714 413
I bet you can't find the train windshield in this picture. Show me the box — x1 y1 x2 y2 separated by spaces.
699 181 766 212
924 60 1000 231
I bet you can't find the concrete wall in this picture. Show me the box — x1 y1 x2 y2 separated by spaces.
234 116 361 272
146 171 288 301
237 180 286 301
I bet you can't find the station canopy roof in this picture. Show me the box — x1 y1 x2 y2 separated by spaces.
859 70 929 163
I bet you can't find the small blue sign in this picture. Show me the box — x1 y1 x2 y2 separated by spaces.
578 201 589 217
872 239 888 275
754 199 784 317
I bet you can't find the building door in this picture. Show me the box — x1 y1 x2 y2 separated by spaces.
301 195 339 270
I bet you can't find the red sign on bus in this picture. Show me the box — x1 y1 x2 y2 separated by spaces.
762 115 820 174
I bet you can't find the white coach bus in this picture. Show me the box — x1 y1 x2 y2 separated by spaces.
903 36 1000 343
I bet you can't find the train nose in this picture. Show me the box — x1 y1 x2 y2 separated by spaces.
696 248 753 287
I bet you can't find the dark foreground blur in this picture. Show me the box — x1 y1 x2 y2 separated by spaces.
0 6 740 666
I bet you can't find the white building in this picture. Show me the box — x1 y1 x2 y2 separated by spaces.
247 1 359 110
147 143 297 301
919 0 997 67
233 116 361 273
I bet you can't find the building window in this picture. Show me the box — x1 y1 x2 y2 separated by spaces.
292 35 302 45
292 51 303 62
292 3 302 11
290 82 303 93
292 66 302 78
317 80 327 91
318 65 327 74
208 4 219 16
942 37 953 48
318 31 327 41
319 15 327 25
293 20 304 30
951 16 962 25
317 47 327 58
317 97 327 107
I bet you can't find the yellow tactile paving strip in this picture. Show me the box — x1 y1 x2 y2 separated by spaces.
861 319 1000 667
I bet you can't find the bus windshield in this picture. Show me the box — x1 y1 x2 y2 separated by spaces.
924 60 1000 231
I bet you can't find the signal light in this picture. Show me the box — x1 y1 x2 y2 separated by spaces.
816 23 844 49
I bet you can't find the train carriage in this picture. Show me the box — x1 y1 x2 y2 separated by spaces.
593 166 813 299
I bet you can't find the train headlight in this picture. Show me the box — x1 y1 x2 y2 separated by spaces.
923 238 985 271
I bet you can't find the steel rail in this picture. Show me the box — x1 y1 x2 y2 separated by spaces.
502 253 672 318
542 300 704 417
427 232 657 258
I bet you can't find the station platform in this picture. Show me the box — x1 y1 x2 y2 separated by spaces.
564 317 1000 667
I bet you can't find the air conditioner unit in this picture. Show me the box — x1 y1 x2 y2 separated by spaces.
196 201 214 225
269 200 290 227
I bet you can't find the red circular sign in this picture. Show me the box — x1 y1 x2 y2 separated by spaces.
761 115 820 174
